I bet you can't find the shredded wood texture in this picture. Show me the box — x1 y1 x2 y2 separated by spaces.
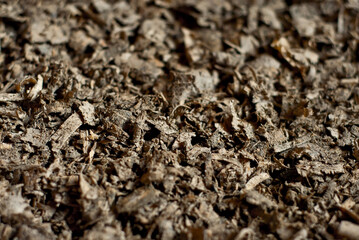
0 0 359 239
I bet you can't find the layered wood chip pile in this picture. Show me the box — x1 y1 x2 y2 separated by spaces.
1 0 359 239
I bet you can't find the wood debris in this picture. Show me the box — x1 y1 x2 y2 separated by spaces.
51 113 83 153
0 0 358 239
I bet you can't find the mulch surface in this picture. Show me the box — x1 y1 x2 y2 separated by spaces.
1 0 359 239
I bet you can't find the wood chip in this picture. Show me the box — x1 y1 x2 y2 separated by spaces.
0 93 24 102
51 112 83 152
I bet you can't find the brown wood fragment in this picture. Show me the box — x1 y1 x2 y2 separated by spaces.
0 93 24 102
116 187 160 214
336 221 359 240
51 112 83 153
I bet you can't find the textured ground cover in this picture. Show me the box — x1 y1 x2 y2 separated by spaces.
1 0 359 239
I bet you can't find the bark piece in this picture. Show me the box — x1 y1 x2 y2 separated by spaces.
51 112 83 153
336 221 359 240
